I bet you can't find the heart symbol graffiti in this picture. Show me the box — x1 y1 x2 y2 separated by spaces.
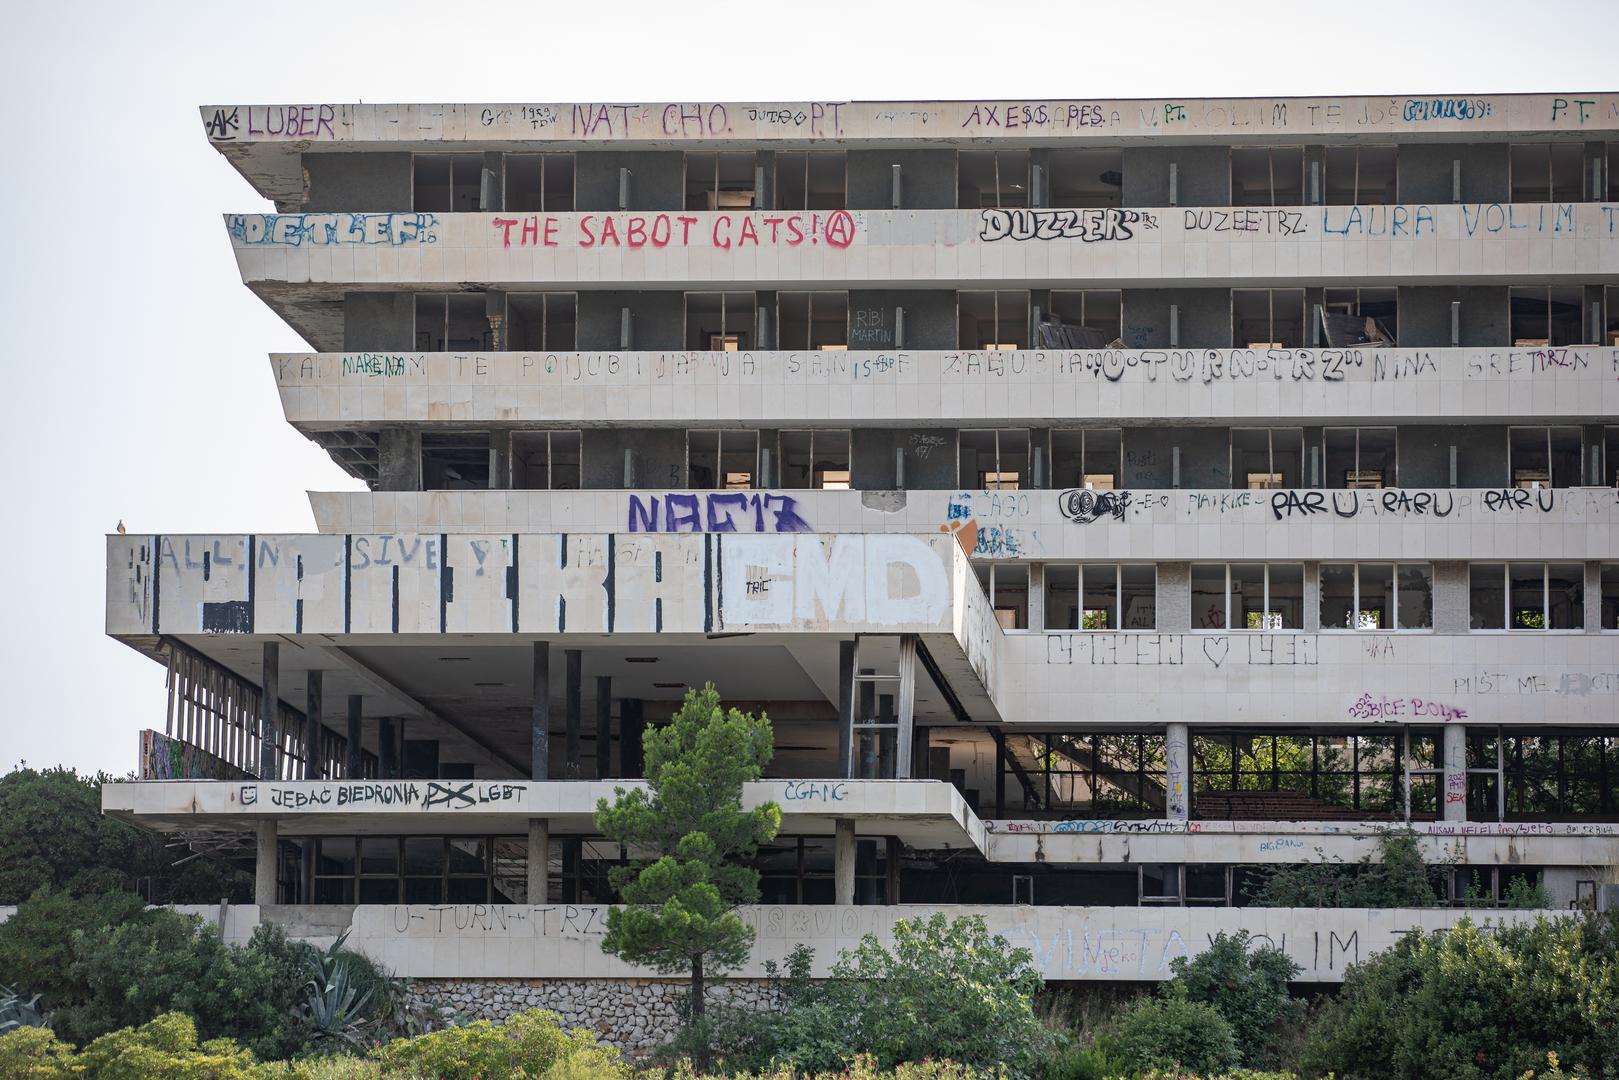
1201 636 1230 669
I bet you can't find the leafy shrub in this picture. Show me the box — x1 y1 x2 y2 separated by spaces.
73 1011 275 1080
1168 930 1301 1067
1253 830 1443 908
0 1025 77 1080
1041 1039 1128 1080
0 887 148 1010
375 1008 623 1080
1108 995 1241 1076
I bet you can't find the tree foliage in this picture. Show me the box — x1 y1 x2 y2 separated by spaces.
1106 995 1242 1076
1252 830 1445 908
594 684 780 1022
1167 930 1301 1067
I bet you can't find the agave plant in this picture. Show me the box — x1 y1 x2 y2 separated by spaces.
0 985 47 1032
301 930 375 1051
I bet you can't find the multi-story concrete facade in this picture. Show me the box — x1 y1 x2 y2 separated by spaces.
105 94 1619 1027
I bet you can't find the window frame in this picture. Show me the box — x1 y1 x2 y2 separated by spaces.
778 429 852 490
1469 562 1587 632
686 430 759 489
509 430 583 491
1191 563 1306 633
1318 563 1434 632
958 429 1031 490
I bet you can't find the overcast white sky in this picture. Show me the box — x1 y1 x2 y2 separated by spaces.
1 0 1614 775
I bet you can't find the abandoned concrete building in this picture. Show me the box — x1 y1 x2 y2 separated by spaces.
104 93 1619 1040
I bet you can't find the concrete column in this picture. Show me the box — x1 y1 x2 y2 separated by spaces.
596 676 613 779
834 819 856 905
303 670 323 780
1443 724 1468 822
564 650 582 777
345 695 363 778
254 820 277 904
379 717 398 778
1166 722 1190 820
531 642 550 780
377 428 423 492
259 642 279 779
527 818 550 903
836 640 855 779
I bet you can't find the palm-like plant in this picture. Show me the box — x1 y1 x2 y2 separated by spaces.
301 931 374 1051
0 985 47 1032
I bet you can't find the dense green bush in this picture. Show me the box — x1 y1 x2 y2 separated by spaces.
1253 831 1444 908
1107 995 1242 1076
1168 930 1302 1067
375 1008 623 1080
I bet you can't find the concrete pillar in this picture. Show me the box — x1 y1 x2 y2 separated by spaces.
834 819 856 905
595 676 613 780
564 650 582 777
345 695 363 778
531 642 550 780
303 670 323 780
259 642 279 779
836 640 855 779
1443 724 1468 822
377 428 422 492
379 717 398 778
527 818 550 903
254 820 277 904
1166 723 1190 820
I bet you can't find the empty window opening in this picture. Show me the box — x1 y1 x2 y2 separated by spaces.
1046 149 1124 208
778 292 849 350
1044 564 1156 631
1508 426 1582 489
510 431 582 490
958 150 1031 208
1192 563 1304 631
974 563 1030 630
959 291 1031 350
1323 427 1397 488
1231 147 1304 206
506 293 577 351
1510 285 1587 347
1606 426 1619 487
1602 564 1619 630
1231 428 1304 489
1045 290 1123 348
775 151 847 210
1509 143 1586 202
413 154 484 213
1608 286 1619 346
1321 287 1398 346
1050 428 1123 490
422 433 491 490
685 152 756 211
685 292 756 351
503 153 575 213
959 430 1030 490
1320 563 1433 631
779 430 852 489
1470 563 1585 630
1232 289 1306 349
415 294 490 351
688 430 758 489
1324 146 1398 205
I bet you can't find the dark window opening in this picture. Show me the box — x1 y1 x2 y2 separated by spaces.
958 150 1030 208
974 563 1029 630
422 433 491 490
413 154 484 213
959 291 1030 350
1320 563 1433 631
1231 427 1304 489
959 429 1029 490
778 292 848 350
507 293 576 351
1510 285 1587 346
510 431 581 490
1508 426 1583 488
1192 563 1304 631
1046 149 1124 208
1509 143 1586 202
688 430 758 489
1323 426 1397 488
1324 146 1398 205
1233 289 1306 349
685 292 755 351
685 152 756 211
1045 290 1122 348
1050 427 1123 490
775 151 847 211
504 153 575 213
415 294 490 352
1231 147 1304 206
1321 287 1398 346
1470 562 1585 630
779 430 851 489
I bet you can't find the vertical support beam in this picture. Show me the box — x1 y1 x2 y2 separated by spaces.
885 836 901 904
345 695 362 778
896 636 917 779
622 699 646 777
254 820 277 904
994 731 1006 818
873 695 892 780
564 650 582 778
1165 722 1190 821
1443 724 1468 822
836 640 855 779
303 670 323 780
531 642 551 781
834 819 856 906
595 676 613 780
379 717 398 779
259 642 279 779
527 818 550 904
858 670 877 779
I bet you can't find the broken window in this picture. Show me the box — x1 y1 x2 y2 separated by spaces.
1510 285 1587 346
959 291 1030 350
1045 290 1123 348
1323 146 1398 205
510 431 582 490
1322 427 1397 488
775 151 846 210
503 153 575 212
415 294 491 351
1508 426 1583 488
1049 428 1123 489
1320 564 1433 630
958 430 1029 489
1192 732 1405 817
685 152 757 211
421 433 491 490
1046 149 1124 208
777 292 848 350
1603 565 1619 630
1231 428 1304 489
958 150 1030 208
684 292 756 351
974 563 1029 629
1192 563 1304 631
1470 563 1585 629
506 293 576 351
1232 289 1306 348
778 430 851 489
1509 143 1586 202
1230 147 1304 206
413 154 485 213
687 430 758 488
1043 564 1155 631
1321 287 1398 346
1502 731 1619 819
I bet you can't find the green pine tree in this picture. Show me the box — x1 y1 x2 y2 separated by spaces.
593 683 780 1029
